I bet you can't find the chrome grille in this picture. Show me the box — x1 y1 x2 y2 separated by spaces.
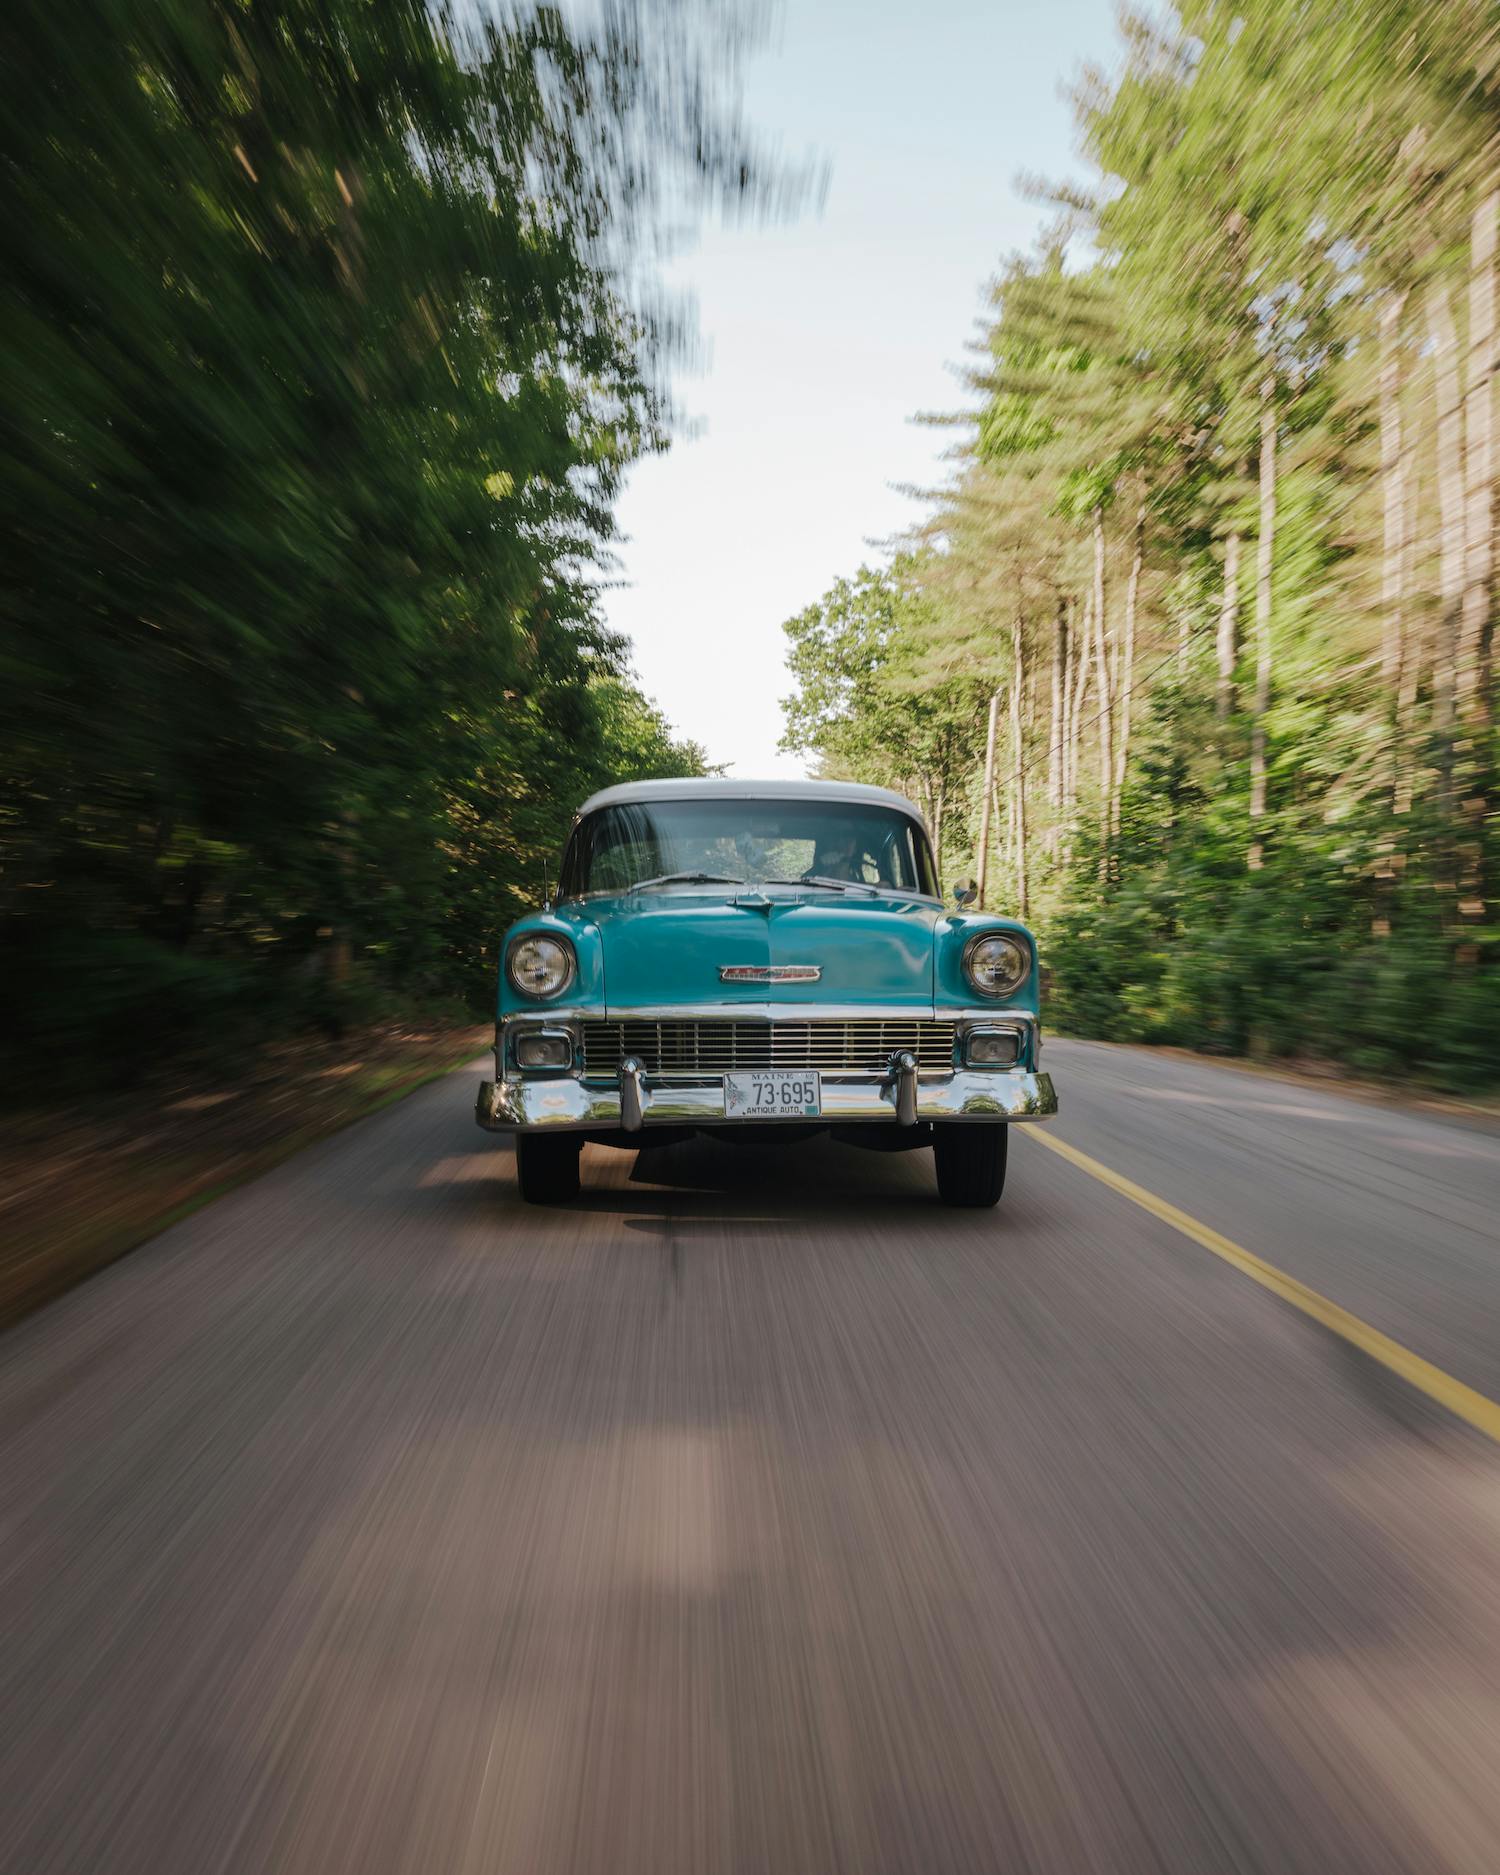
579 1019 956 1079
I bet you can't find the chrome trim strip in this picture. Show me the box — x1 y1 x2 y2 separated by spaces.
556 885 945 909
500 1007 594 1026
476 1070 1058 1132
593 1002 1039 1025
599 1002 939 1022
940 1008 1039 1037
620 1070 953 1085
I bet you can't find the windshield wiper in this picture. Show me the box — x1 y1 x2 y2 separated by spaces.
625 871 746 893
765 875 878 896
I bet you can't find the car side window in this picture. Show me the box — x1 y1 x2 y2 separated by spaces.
586 806 661 892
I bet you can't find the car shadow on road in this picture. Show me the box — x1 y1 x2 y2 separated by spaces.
596 1135 940 1220
422 1129 1034 1245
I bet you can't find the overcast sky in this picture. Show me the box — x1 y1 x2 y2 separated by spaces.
600 0 1118 777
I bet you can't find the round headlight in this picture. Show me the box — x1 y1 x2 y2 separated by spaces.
962 932 1030 999
507 934 575 1000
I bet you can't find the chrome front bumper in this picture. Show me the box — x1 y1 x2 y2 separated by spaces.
476 1067 1057 1133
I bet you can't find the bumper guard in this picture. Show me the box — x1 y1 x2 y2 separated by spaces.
476 1064 1056 1134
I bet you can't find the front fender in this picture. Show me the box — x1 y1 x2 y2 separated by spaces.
934 913 1042 1021
497 905 605 1019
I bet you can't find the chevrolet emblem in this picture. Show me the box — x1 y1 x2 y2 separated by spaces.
718 965 822 983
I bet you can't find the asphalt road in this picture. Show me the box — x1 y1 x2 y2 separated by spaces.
5 1038 1500 1875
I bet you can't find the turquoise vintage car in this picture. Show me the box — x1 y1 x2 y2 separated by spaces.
476 778 1058 1205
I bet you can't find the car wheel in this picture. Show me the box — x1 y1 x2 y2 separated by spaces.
515 1132 582 1204
932 1125 1007 1207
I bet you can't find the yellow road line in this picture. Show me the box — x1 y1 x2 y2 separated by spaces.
1022 1126 1500 1447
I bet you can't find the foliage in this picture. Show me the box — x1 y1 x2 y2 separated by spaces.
779 561 989 872
780 0 1500 1090
1 0 745 1081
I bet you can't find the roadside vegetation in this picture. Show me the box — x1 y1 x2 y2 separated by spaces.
2 0 789 1091
0 1020 488 1328
780 1 1500 1091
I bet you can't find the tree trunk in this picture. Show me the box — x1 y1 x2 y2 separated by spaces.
1216 529 1241 721
1059 604 1072 816
1248 380 1277 870
1458 187 1498 951
1427 274 1466 746
1114 506 1143 833
1048 598 1065 818
326 802 359 994
1373 290 1410 934
1073 629 1091 809
1379 292 1409 704
931 787 945 886
916 777 937 880
1394 447 1421 816
1067 588 1092 823
1011 620 1029 919
1091 508 1113 864
1461 187 1496 722
976 690 1001 909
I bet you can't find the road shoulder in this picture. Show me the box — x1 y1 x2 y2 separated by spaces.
0 1023 488 1330
1051 1033 1500 1136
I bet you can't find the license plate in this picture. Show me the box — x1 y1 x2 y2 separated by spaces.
722 1069 822 1118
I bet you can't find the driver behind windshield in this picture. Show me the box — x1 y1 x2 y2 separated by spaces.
806 828 871 883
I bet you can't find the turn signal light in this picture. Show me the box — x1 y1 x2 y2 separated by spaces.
515 1032 573 1070
965 1028 1021 1068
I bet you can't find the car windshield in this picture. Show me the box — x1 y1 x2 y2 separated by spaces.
560 798 938 898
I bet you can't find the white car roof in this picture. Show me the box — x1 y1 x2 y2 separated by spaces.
574 776 929 830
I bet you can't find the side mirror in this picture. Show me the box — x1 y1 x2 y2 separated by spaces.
952 877 978 907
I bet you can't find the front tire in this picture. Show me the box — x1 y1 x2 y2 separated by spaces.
932 1125 1007 1208
516 1132 582 1204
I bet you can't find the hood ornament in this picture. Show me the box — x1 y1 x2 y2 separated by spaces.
719 965 821 983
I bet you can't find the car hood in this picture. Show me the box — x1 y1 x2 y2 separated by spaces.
586 889 941 1011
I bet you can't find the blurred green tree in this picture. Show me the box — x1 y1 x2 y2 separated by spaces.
1 0 764 1077
779 0 1500 1088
